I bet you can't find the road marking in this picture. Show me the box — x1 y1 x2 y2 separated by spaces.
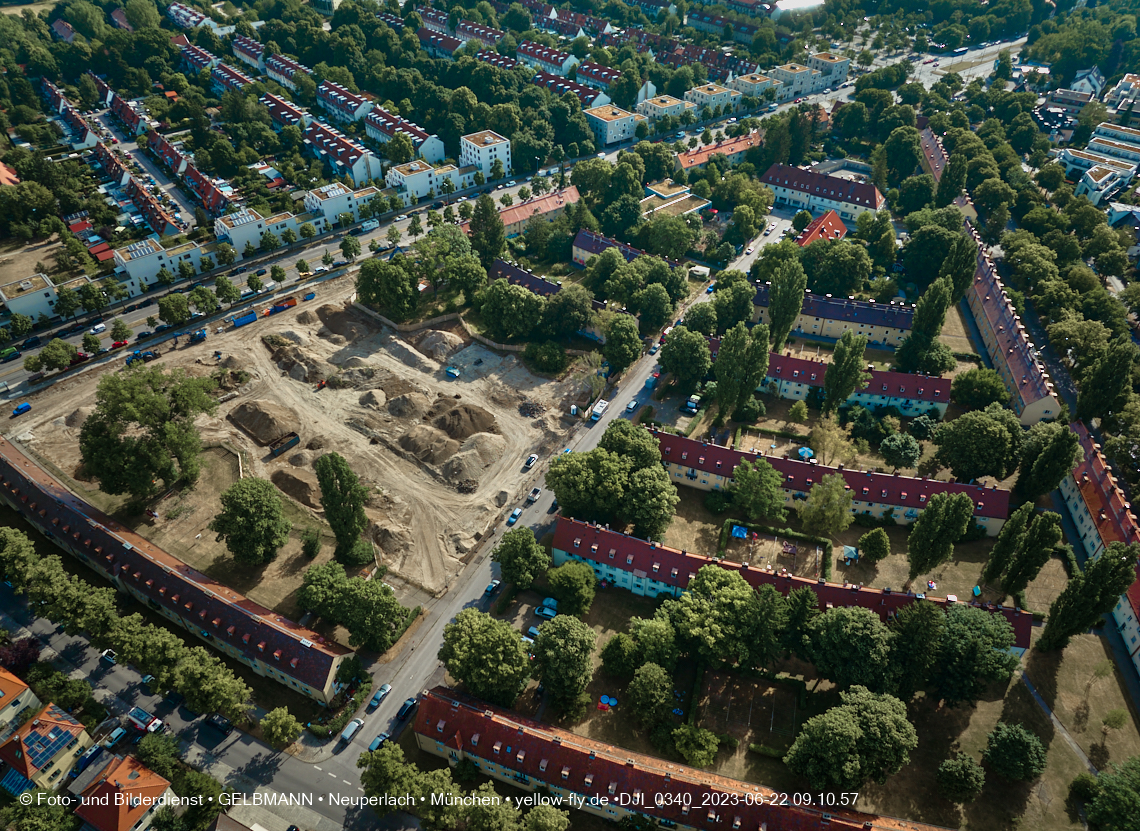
313 766 321 770
343 779 352 785
328 772 336 777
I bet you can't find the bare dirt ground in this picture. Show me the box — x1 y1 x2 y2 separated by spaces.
7 274 583 596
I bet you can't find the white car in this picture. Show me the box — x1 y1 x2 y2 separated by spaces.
626 400 638 413
507 180 517 187
397 214 408 221
89 323 106 335
525 453 538 468
745 246 754 254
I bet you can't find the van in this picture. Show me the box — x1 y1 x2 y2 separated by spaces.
0 347 17 360
104 727 127 748
261 281 277 293
341 718 364 743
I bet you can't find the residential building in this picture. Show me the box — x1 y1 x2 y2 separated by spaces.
125 177 180 236
760 163 886 221
456 20 504 47
633 0 676 16
365 108 445 164
1058 422 1140 682
474 49 518 70
1032 105 1078 145
1076 163 1135 205
231 34 265 72
806 51 849 86
729 73 781 99
1071 66 1106 98
584 105 641 146
0 437 354 703
1047 88 1094 115
51 19 76 43
533 72 609 108
555 10 613 37
317 80 373 123
490 260 607 336
0 703 92 794
385 161 475 206
303 121 381 186
1107 73 1140 109
573 228 658 267
0 274 68 321
179 43 219 74
639 180 710 219
86 71 114 107
676 130 762 172
1058 146 1138 196
685 11 757 44
682 82 741 114
575 61 622 91
963 221 1061 424
460 186 580 237
795 209 847 246
211 63 253 94
751 285 913 347
418 28 463 59
110 8 133 31
0 162 19 188
0 668 41 744
61 105 98 150
113 234 205 289
110 93 151 136
659 42 759 83
459 130 512 177
416 683 964 831
419 6 450 33
265 54 311 92
260 92 311 130
635 94 695 121
535 16 585 39
302 183 381 223
516 41 579 76
167 2 211 29
70 754 173 831
770 63 824 99
214 207 301 255
1087 135 1140 165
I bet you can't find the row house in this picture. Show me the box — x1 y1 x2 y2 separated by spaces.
51 19 76 43
265 54 311 92
659 42 758 82
806 51 850 86
794 208 847 246
69 754 172 831
516 41 579 76
61 106 98 150
0 667 40 745
760 163 886 222
636 93 695 121
572 228 662 267
167 2 210 29
113 234 204 289
459 129 511 177
385 160 476 206
86 71 114 107
654 431 1009 535
460 187 581 237
418 28 463 58
211 63 253 95
751 284 913 346
575 61 621 91
303 121 381 186
686 11 758 44
585 104 642 146
110 93 150 136
231 34 265 72
729 72 781 99
93 142 130 187
41 78 65 114
365 107 445 164
1093 121 1140 149
126 177 180 236
109 7 132 31
302 182 380 224
376 11 405 30
683 82 741 114
533 71 609 108
260 92 311 129
317 80 373 123
918 126 949 182
184 163 231 214
963 221 1061 425
514 0 557 18
0 273 72 321
418 6 450 33
759 352 950 416
534 16 585 39
456 20 504 47
417 684 964 831
770 63 825 99
179 42 220 74
1088 135 1140 165
555 10 614 37
633 0 677 17
1105 73 1140 109
1058 422 1140 682
675 130 761 172
0 437 354 703
474 49 519 70
598 27 666 55
0 703 92 795
554 517 1027 644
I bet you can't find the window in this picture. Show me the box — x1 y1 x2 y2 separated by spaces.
561 766 570 780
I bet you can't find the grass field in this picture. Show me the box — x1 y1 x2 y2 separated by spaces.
0 0 60 15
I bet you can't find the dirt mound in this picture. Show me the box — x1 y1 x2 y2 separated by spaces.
296 310 317 325
388 392 431 419
417 330 465 360
222 355 242 370
427 397 458 419
398 424 460 465
382 336 438 373
341 356 373 369
442 433 506 482
370 521 413 555
359 390 387 409
270 469 322 509
432 403 499 441
380 377 425 398
306 436 328 450
65 406 94 429
287 450 315 468
316 303 373 341
228 400 298 445
264 340 328 383
460 432 506 464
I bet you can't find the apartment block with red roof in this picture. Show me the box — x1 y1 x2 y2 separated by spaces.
259 92 311 130
459 187 580 238
794 209 846 247
365 107 445 164
418 5 450 32
652 430 1008 534
303 121 382 187
751 284 914 347
0 668 41 745
110 94 150 137
517 41 579 76
1057 422 1140 678
376 11 405 31
61 105 98 150
180 43 220 74
686 11 758 44
265 54 311 92
536 16 586 39
760 163 886 223
231 34 266 72
0 703 92 794
533 71 609 109
418 28 463 58
317 80 373 124
675 131 761 172
86 72 114 107
167 2 209 29
456 20 504 47
211 63 254 95
70 754 173 831
575 61 622 90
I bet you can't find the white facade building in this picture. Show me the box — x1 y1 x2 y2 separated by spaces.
636 94 696 121
771 63 825 99
584 105 642 146
459 130 512 177
385 161 476 206
683 83 741 114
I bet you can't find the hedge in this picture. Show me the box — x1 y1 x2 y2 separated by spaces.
683 405 711 438
717 518 831 560
748 743 785 758
307 678 374 738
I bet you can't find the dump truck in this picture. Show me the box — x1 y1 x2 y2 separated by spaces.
126 706 164 733
266 297 298 316
189 329 207 344
231 311 258 328
269 432 301 457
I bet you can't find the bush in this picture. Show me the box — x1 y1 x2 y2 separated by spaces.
307 679 373 738
852 509 896 529
858 528 890 563
984 722 1047 781
732 395 765 423
748 743 785 758
301 528 321 559
704 491 734 514
1068 772 1101 804
523 341 569 374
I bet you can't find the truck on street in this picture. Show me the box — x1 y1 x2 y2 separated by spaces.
127 707 164 733
591 399 609 421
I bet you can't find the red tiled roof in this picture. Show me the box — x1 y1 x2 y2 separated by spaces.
317 80 368 116
764 352 949 403
0 703 84 777
761 163 886 210
532 71 603 107
259 92 307 128
554 514 1029 646
110 8 133 31
0 666 30 712
75 755 170 831
474 49 519 70
517 40 573 67
365 106 431 144
0 161 18 187
456 20 504 43
265 54 310 80
795 209 847 246
461 187 580 232
576 61 622 87
211 63 253 92
677 131 762 170
417 27 462 54
232 34 263 60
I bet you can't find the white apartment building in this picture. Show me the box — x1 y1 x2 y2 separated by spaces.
459 130 512 177
365 108 446 164
111 235 205 289
265 54 311 92
385 161 476 206
213 207 309 255
683 83 741 114
729 73 781 99
584 105 642 146
302 183 380 224
771 63 824 99
635 94 696 121
806 52 849 86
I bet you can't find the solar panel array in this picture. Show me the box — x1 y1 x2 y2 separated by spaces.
26 706 78 770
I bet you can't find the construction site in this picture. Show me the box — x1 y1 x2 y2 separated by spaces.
6 274 586 604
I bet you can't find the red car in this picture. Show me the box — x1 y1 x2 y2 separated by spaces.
111 340 129 349
69 352 90 366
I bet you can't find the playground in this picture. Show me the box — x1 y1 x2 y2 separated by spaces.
699 671 802 751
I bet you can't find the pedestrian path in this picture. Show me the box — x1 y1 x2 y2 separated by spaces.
1019 668 1097 775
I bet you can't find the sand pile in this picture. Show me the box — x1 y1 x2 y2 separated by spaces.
432 403 499 441
417 330 465 360
341 356 373 369
382 336 438 373
221 355 242 370
398 424 460 465
370 521 413 555
228 400 298 445
65 407 94 429
359 390 387 409
388 392 431 419
316 304 373 341
442 432 506 482
270 469 322 509
287 450 315 468
295 310 318 325
380 377 426 398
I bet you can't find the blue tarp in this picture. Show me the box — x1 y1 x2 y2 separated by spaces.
731 525 748 539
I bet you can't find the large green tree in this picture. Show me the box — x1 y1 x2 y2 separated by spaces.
984 502 1034 582
1000 512 1062 596
1039 542 1140 651
937 753 986 803
658 325 711 389
797 473 854 537
984 722 1047 781
888 600 946 701
469 194 507 268
808 607 895 693
1087 756 1140 831
356 258 418 322
481 279 545 341
208 478 292 566
547 560 597 617
767 257 808 351
933 402 1023 481
313 453 372 565
728 458 786 522
532 614 596 713
491 527 550 590
950 367 1011 410
1077 338 1138 422
438 609 532 707
823 331 871 414
906 492 975 579
625 662 673 728
932 605 1020 706
714 322 770 417
602 315 642 374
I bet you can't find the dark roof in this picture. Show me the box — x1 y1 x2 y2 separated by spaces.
532 71 603 106
490 260 606 311
753 284 915 330
474 49 519 70
760 163 885 210
764 352 950 403
571 228 680 268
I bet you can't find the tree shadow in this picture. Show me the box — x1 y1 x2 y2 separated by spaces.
1088 739 1110 769
1023 646 1063 710
227 750 284 786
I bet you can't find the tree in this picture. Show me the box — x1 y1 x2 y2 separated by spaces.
798 473 854 537
125 0 161 29
951 367 1010 410
213 276 240 306
878 126 923 190
784 686 918 790
80 366 217 499
357 258 417 322
938 753 986 803
1039 542 1140 651
547 561 596 616
82 333 101 354
157 294 191 327
932 605 1020 706
767 258 808 351
215 244 236 266
541 283 594 339
1077 339 1138 422
684 302 718 336
673 724 721 768
728 458 786 522
313 453 372 565
387 226 401 249
714 322 770 417
858 528 890 563
895 276 954 374
886 599 947 701
260 707 302 749
809 607 896 692
491 527 550 590
136 732 180 780
299 223 316 241
469 194 507 268
788 400 809 425
792 209 813 233
984 722 1046 781
0 637 42 676
525 804 571 831
941 235 979 303
984 502 1034 582
189 286 219 316
1015 421 1081 503
602 315 641 375
208 478 291 567
1001 512 1062 596
406 216 423 242
906 492 975 579
481 279 544 340
625 662 673 728
532 614 596 713
880 432 920 470
658 326 710 389
823 331 870 414
173 646 252 720
633 283 673 331
340 235 361 261
933 403 1023 482
8 313 33 340
1088 756 1140 831
601 633 641 679
439 609 532 707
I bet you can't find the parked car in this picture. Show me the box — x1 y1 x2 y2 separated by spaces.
396 697 418 721
89 323 106 334
207 713 234 736
535 605 557 620
340 718 364 743
484 579 501 596
155 325 171 333
12 403 32 417
255 269 268 277
21 336 41 349
524 453 538 469
100 649 117 664
111 340 128 349
506 508 523 526
369 683 392 710
69 352 90 366
527 626 541 639
2 350 21 363
626 400 638 412
368 733 390 752
136 331 153 341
